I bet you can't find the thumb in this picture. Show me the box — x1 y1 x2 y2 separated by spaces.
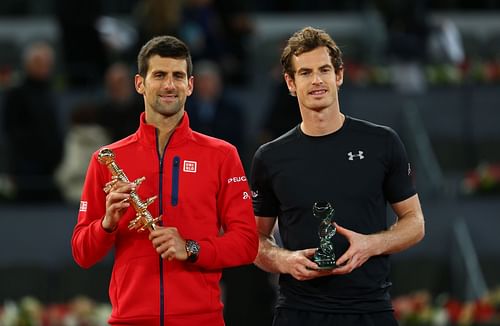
302 248 317 258
334 222 348 236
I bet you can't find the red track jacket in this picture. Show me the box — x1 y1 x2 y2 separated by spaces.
72 112 258 326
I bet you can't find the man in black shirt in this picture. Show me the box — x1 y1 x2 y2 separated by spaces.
250 26 425 326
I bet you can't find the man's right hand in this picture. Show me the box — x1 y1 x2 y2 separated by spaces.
101 180 135 232
282 248 335 281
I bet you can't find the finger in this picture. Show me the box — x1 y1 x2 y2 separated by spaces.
333 223 349 236
149 227 166 240
331 265 351 275
150 235 163 248
107 198 130 212
303 259 321 271
333 257 357 274
335 251 352 266
163 226 179 235
300 266 334 280
162 246 177 260
294 267 313 281
107 190 130 201
103 178 119 193
113 182 136 194
301 248 317 258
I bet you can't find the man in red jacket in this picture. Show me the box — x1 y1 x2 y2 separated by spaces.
71 35 258 326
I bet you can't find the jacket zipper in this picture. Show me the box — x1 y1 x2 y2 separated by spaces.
156 130 168 326
156 133 182 325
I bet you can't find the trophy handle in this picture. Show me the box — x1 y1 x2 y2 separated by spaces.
98 148 160 232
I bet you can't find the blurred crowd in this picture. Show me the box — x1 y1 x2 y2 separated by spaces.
1 0 499 203
0 0 257 204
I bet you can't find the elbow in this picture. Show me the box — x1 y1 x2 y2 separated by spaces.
238 229 259 265
73 256 93 269
416 219 425 244
71 248 94 269
253 251 267 272
248 232 259 263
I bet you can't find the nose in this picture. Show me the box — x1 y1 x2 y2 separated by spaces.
312 71 324 84
162 76 175 89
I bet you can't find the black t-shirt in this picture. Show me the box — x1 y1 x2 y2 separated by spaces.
250 116 416 313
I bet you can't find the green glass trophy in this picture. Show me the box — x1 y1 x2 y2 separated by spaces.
311 201 338 269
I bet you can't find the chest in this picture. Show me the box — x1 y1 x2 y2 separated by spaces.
270 142 388 210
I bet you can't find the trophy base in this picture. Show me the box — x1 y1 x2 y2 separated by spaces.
314 261 338 270
310 256 338 270
315 264 337 270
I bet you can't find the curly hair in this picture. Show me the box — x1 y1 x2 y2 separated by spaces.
280 26 343 78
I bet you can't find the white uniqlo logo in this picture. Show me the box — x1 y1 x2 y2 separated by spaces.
183 160 197 173
347 151 365 160
79 201 88 212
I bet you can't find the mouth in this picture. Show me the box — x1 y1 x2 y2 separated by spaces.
309 89 327 97
159 93 177 102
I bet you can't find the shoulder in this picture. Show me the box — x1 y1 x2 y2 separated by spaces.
256 126 300 157
346 116 398 140
90 133 137 159
191 130 237 155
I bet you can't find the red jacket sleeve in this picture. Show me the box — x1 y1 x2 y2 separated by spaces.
195 146 258 269
71 152 116 268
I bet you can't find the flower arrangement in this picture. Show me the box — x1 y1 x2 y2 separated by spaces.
0 296 111 326
393 287 500 326
342 60 500 87
463 162 500 195
3 289 500 326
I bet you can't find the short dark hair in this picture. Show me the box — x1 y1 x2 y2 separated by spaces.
137 35 193 77
281 26 343 78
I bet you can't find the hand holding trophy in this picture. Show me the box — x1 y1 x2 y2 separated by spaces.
311 201 338 269
98 148 160 232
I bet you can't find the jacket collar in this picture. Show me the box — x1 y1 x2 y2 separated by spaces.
135 111 193 149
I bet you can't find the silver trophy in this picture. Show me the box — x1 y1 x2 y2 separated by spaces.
311 201 337 269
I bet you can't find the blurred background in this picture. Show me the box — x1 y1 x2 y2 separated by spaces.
1 0 499 325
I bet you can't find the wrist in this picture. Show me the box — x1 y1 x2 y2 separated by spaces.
185 239 200 263
101 216 117 233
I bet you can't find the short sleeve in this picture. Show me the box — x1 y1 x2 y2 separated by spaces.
383 129 417 204
250 146 280 217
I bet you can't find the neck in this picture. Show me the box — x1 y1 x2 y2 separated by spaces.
145 109 184 155
300 108 345 137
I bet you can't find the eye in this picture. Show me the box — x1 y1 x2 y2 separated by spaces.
320 67 332 74
154 72 164 79
174 72 186 80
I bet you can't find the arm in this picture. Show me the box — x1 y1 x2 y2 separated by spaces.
333 194 425 274
154 146 258 269
255 216 331 281
71 154 133 268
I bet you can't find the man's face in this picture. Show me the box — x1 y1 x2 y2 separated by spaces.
285 46 343 112
135 55 193 118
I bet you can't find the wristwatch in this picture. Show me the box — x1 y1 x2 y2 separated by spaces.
185 239 200 263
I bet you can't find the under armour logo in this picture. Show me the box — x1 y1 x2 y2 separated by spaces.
347 151 365 160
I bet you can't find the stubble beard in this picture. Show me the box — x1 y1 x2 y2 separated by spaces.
152 96 183 118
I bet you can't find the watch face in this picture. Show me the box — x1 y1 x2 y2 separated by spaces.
186 240 200 262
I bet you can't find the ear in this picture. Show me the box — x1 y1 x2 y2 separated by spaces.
336 67 344 88
284 73 296 96
135 74 145 94
186 76 194 96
